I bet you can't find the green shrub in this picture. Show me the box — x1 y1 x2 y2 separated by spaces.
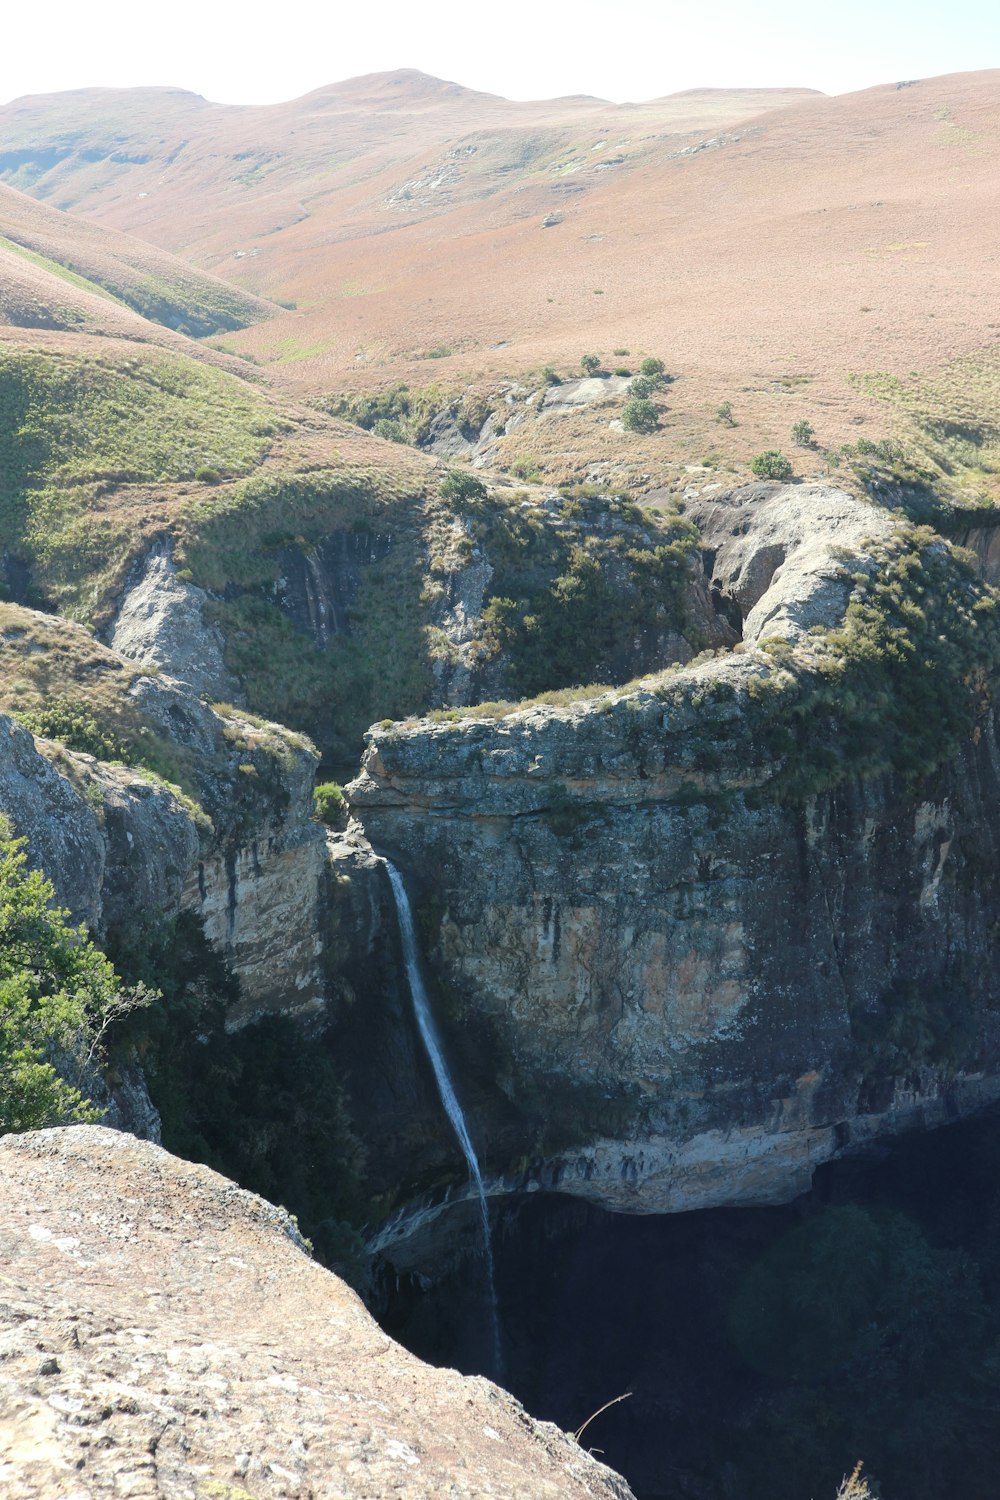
580 354 601 375
195 465 222 484
629 376 656 399
639 357 666 379
791 419 815 447
13 695 127 762
751 449 793 480
716 401 735 425
313 781 345 824
439 469 488 503
621 398 659 434
372 418 406 443
0 816 152 1133
541 366 562 386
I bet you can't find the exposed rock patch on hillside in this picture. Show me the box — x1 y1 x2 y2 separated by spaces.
109 542 237 702
0 1126 634 1500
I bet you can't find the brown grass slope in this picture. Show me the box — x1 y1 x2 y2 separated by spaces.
6 69 1000 504
0 178 278 336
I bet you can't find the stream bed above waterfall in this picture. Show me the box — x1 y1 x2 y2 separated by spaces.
375 1102 1000 1500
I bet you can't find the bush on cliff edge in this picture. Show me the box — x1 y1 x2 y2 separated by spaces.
0 816 151 1134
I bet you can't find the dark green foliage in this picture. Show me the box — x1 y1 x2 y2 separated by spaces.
639 357 666 379
107 913 368 1287
791 419 815 447
777 528 1000 787
0 817 150 1133
728 1203 987 1497
13 694 126 761
751 449 794 479
439 469 488 504
717 401 735 425
580 354 601 375
372 418 407 443
541 366 562 386
313 780 345 823
628 375 657 400
462 492 699 697
621 397 659 434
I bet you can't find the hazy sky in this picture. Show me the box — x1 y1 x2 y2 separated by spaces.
3 0 1000 106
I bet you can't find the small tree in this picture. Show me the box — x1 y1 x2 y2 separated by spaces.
0 816 152 1134
439 469 488 504
716 401 735 426
580 354 602 375
629 375 656 399
621 398 659 434
792 419 815 447
313 782 345 824
639 357 666 380
751 449 793 480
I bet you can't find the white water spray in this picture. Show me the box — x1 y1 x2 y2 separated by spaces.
383 859 503 1378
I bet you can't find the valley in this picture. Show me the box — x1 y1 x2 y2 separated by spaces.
4 61 1000 1500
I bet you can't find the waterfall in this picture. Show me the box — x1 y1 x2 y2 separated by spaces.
303 549 332 646
383 859 504 1379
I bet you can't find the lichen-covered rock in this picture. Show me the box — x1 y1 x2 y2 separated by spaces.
0 1126 634 1500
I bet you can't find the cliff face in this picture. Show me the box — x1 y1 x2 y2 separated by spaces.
347 484 1000 1221
0 1126 633 1500
0 645 333 1026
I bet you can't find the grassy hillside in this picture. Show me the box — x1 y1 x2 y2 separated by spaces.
0 180 277 336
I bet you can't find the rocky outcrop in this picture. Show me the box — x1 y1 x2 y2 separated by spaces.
346 484 1000 1227
685 480 896 642
0 712 200 934
109 541 238 702
0 663 333 1024
0 1126 633 1500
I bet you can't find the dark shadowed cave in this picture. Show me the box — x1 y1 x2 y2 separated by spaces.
377 1105 1000 1500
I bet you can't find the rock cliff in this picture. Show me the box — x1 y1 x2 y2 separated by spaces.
347 483 1000 1229
0 1126 632 1500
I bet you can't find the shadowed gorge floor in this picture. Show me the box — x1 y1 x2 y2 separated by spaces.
379 1105 1000 1500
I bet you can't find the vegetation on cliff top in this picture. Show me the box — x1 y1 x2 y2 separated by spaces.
444 486 700 698
638 524 1000 800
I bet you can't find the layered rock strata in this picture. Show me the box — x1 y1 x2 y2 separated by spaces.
347 484 1000 1224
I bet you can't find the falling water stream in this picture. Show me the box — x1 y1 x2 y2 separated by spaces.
383 860 504 1379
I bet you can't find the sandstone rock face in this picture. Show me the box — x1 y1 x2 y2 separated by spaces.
109 542 237 702
346 485 1000 1223
0 676 334 1025
686 481 896 643
184 820 329 1027
0 1126 633 1500
955 517 1000 587
0 712 200 933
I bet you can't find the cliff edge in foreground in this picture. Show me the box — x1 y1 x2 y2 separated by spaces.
0 1126 633 1500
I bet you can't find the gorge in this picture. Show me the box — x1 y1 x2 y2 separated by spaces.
6 61 1000 1500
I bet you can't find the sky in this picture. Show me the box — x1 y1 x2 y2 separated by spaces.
3 0 1000 107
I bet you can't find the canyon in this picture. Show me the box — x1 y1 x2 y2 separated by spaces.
5 61 1000 1500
